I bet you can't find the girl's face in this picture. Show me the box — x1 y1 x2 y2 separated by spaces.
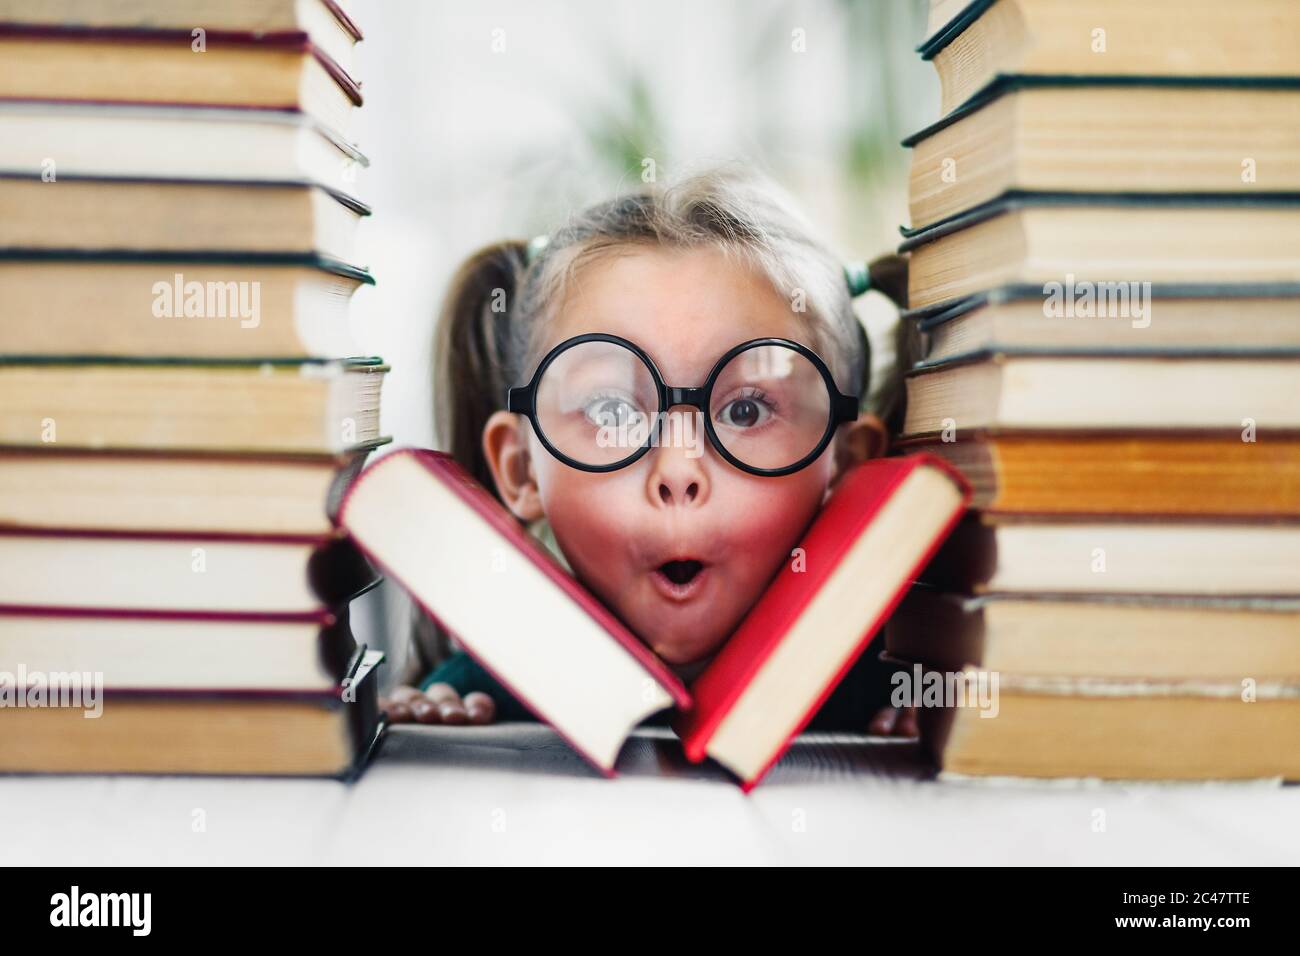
503 247 846 667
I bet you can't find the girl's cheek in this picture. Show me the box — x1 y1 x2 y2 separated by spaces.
534 465 641 560
716 459 831 542
535 451 831 554
727 495 823 590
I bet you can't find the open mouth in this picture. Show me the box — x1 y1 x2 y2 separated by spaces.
650 558 709 602
658 559 704 585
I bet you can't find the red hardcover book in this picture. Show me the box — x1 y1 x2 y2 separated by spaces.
0 25 363 135
677 455 971 790
0 445 380 537
0 647 385 778
0 604 360 693
0 527 377 616
337 449 691 776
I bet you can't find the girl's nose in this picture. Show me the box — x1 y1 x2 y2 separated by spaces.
645 413 710 508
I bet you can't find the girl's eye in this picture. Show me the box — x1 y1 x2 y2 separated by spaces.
583 394 645 428
716 392 774 429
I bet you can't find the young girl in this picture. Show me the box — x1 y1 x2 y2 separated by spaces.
381 167 917 737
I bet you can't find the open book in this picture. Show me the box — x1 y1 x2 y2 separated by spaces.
342 451 970 785
337 449 690 775
677 456 970 789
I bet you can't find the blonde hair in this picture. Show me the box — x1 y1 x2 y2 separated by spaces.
433 167 905 497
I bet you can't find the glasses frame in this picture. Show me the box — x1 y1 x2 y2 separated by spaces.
506 332 860 477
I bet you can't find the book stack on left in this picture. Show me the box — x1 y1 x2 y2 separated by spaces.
0 0 387 777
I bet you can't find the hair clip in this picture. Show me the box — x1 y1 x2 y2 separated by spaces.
844 261 872 298
525 234 550 265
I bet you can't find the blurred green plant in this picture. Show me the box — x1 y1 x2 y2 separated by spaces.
579 67 664 184
521 0 932 247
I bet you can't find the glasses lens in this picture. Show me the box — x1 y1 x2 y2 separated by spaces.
533 339 659 467
709 344 831 471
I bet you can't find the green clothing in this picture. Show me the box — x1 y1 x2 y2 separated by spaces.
419 639 895 732
418 515 897 731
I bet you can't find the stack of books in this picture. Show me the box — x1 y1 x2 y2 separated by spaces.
888 0 1300 780
0 0 387 777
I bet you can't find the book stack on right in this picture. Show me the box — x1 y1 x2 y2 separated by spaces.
887 0 1300 780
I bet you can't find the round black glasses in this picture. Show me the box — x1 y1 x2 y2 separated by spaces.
505 333 860 477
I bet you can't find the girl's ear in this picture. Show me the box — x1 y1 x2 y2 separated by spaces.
833 411 889 477
482 410 544 522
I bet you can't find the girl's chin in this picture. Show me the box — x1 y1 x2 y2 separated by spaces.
641 628 730 668
591 580 742 666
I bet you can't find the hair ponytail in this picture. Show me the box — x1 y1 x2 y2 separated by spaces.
432 240 529 499
867 253 908 310
865 252 912 437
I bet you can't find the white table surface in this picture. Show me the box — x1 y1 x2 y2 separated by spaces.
2 725 1295 866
